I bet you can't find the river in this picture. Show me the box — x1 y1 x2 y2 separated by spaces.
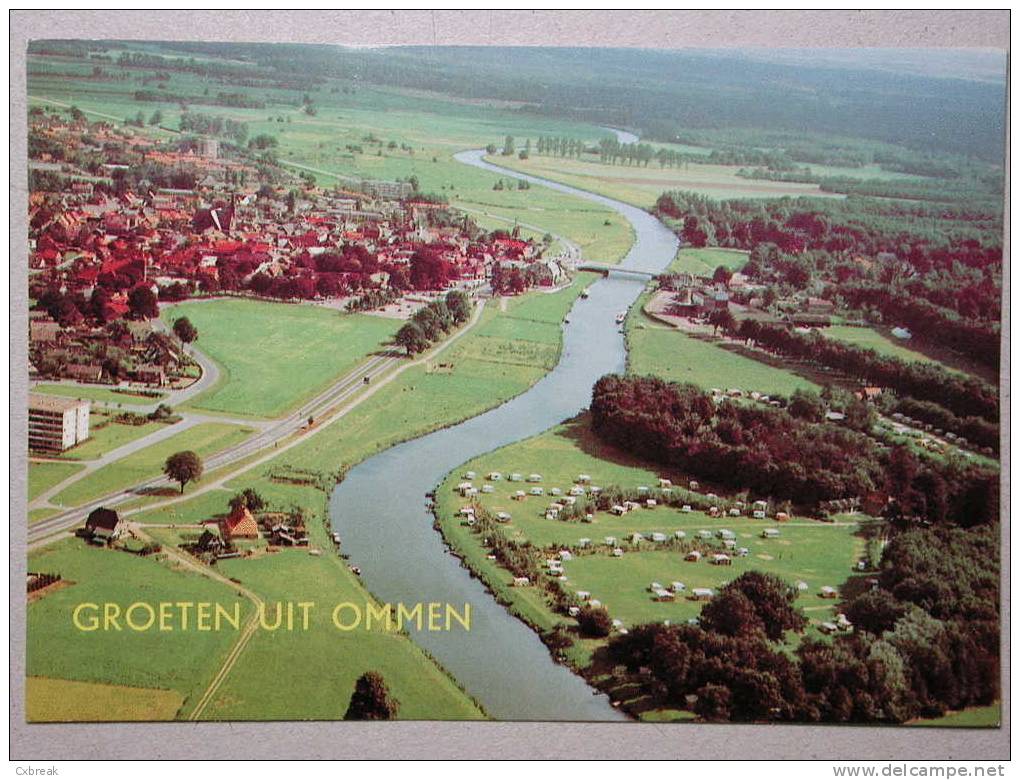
330 146 679 720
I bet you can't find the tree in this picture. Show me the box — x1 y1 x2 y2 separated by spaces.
577 605 613 638
149 110 163 126
445 290 472 324
164 451 203 494
707 307 735 336
501 135 515 156
127 285 159 319
694 683 732 721
485 143 497 155
229 487 266 513
344 671 399 720
395 321 428 355
712 265 733 286
173 316 198 344
788 389 826 423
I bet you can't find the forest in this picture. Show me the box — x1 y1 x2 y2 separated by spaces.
654 190 1002 371
589 374 999 526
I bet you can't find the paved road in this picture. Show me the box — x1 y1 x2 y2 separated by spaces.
27 350 402 546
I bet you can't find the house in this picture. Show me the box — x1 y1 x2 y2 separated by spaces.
84 507 120 543
220 504 260 540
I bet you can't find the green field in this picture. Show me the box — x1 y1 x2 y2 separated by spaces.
667 247 749 276
26 539 250 717
208 527 484 720
161 300 399 419
31 383 166 406
52 422 254 507
487 153 844 208
629 325 818 396
28 460 85 502
26 677 185 722
823 326 968 376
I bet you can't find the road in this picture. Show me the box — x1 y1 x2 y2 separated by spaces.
28 299 487 549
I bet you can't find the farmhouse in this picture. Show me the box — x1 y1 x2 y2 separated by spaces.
220 505 260 540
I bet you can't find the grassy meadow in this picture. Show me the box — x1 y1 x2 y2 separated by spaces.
667 247 749 276
59 408 170 461
26 538 251 718
28 460 85 502
161 299 400 419
32 383 166 406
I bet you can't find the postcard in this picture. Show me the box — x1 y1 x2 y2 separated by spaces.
11 9 1009 762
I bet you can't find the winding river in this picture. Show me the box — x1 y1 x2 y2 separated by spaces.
330 145 679 720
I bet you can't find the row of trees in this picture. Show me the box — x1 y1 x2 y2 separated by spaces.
608 525 999 723
394 291 472 355
729 318 998 423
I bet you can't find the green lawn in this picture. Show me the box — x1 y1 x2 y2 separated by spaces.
31 383 166 406
823 326 966 375
28 460 85 502
629 325 817 396
129 488 237 526
52 422 255 507
60 410 171 461
26 539 250 717
668 247 749 276
162 300 399 419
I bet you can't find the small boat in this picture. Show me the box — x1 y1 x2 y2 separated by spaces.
580 290 590 299
615 312 626 324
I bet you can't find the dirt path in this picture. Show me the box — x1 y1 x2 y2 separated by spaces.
130 523 264 721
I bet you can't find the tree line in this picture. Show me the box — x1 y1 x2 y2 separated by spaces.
394 291 472 355
729 318 998 423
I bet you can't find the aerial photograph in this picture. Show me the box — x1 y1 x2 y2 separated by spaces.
21 34 1004 730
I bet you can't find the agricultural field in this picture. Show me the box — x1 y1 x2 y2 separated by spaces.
26 538 250 718
161 299 400 419
28 460 85 502
52 422 255 507
207 536 484 720
31 383 166 406
26 677 184 722
486 153 844 209
246 277 595 481
667 247 749 276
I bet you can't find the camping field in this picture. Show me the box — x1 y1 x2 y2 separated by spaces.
433 415 866 705
51 422 255 507
161 299 400 419
822 325 981 379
